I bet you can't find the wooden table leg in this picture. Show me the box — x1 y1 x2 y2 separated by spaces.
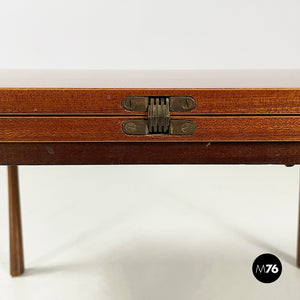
297 168 300 268
8 165 24 276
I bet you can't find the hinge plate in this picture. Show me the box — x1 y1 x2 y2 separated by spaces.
122 119 196 135
121 96 196 112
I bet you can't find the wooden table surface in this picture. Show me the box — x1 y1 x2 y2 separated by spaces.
0 69 299 164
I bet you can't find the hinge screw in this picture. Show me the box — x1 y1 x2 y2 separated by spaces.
124 122 137 133
181 122 194 133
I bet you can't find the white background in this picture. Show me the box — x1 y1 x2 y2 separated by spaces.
0 0 300 69
1 0 300 299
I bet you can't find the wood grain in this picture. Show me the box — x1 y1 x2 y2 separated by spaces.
0 116 300 142
8 165 24 276
0 142 299 165
1 89 300 115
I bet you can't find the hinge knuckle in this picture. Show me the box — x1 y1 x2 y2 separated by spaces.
148 97 170 134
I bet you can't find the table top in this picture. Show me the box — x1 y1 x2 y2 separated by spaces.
0 70 300 88
1 70 300 165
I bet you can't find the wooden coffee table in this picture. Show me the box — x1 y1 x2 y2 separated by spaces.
1 69 300 276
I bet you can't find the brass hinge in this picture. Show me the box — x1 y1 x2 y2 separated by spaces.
121 96 196 135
